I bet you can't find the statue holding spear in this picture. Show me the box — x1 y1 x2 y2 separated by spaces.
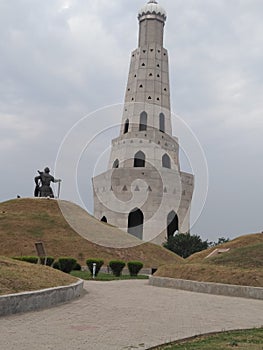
34 167 61 198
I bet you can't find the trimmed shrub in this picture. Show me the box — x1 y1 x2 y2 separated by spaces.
53 261 60 270
86 259 104 276
73 262 82 271
127 261 143 276
58 257 77 273
13 256 38 264
40 256 55 266
109 260 125 277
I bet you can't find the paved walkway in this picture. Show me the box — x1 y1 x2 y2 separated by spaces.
0 280 262 350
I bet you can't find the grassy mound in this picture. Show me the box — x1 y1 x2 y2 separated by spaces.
155 233 263 287
155 263 263 287
207 243 263 269
0 198 182 267
153 328 263 350
187 234 263 264
0 256 77 295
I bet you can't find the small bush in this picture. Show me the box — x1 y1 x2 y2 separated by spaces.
40 256 55 266
127 261 143 276
58 257 77 273
13 256 38 264
53 261 60 270
73 262 82 271
109 260 125 277
86 259 104 276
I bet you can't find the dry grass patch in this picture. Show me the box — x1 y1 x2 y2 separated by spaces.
0 256 77 295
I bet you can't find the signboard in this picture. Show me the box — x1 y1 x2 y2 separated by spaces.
35 242 46 258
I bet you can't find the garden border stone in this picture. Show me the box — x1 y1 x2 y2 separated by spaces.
149 276 263 300
0 279 84 316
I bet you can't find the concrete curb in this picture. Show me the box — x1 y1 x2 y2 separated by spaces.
0 279 84 317
149 276 263 300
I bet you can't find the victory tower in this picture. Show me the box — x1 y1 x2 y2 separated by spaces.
92 0 194 244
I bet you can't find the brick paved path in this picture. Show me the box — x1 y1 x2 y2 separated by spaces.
1 280 262 349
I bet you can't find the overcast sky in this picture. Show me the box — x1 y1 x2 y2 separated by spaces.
1 0 263 242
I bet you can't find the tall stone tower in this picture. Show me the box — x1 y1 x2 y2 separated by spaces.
92 0 194 244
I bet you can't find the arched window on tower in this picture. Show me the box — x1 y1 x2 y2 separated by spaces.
101 216 107 223
134 151 145 167
162 154 171 169
113 159 119 168
124 119 129 134
167 211 179 239
159 113 165 133
139 111 147 131
128 208 144 239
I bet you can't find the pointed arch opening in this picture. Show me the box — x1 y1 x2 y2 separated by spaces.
167 211 179 239
128 208 144 239
139 111 147 131
101 216 107 223
113 159 119 169
159 113 165 133
162 154 171 169
124 119 129 134
134 151 145 167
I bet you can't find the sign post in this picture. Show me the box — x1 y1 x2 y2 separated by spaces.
92 263 96 279
35 242 47 265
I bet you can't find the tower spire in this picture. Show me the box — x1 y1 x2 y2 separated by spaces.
138 0 166 48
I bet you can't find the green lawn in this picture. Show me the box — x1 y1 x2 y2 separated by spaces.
71 270 149 281
154 328 263 350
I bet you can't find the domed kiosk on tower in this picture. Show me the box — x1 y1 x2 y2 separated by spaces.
138 0 167 20
92 1 194 245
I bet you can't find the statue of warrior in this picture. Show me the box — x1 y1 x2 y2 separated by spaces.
34 167 61 198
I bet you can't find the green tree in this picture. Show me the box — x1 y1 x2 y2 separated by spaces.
163 233 209 258
209 237 230 247
215 237 230 245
